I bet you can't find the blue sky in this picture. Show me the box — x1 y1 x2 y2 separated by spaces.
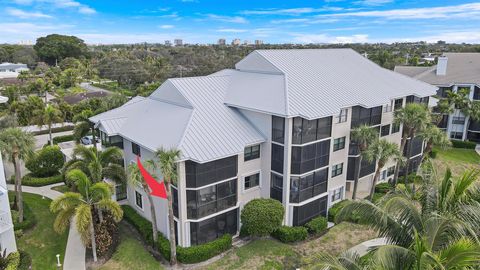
1 0 480 44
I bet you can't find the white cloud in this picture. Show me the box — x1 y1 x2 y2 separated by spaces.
241 7 346 15
159 24 174 29
271 18 339 24
320 2 480 20
6 7 52 18
205 14 248 24
216 28 248 33
78 6 96 14
354 0 393 6
292 33 369 44
8 0 96 15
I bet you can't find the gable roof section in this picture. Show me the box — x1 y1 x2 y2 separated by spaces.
394 53 480 86
228 49 437 119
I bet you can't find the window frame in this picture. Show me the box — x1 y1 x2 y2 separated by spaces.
135 190 143 210
243 172 261 191
244 144 261 161
132 142 141 156
331 163 343 177
331 186 344 202
333 136 346 152
337 108 348 123
381 124 391 137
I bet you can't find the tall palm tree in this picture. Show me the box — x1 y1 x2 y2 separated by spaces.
393 103 430 184
155 147 180 265
350 125 378 200
363 139 400 201
0 128 34 222
127 160 159 243
417 124 450 162
73 109 97 148
33 104 64 146
50 169 123 262
64 145 125 184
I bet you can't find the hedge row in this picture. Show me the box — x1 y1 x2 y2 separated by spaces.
32 125 74 136
18 251 32 270
5 251 20 270
375 182 394 194
20 174 63 187
451 140 476 149
52 134 75 145
271 216 328 243
305 216 328 235
121 205 233 264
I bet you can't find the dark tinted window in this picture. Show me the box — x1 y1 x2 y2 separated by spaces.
292 196 327 226
185 156 238 188
190 208 238 245
272 116 285 144
244 173 260 190
351 106 382 128
270 173 283 203
347 156 376 180
381 125 390 137
187 179 237 219
292 116 332 144
474 86 480 100
244 145 260 161
331 163 343 177
271 144 284 174
132 142 141 156
404 136 423 157
333 137 346 151
394 98 403 110
172 187 178 218
290 168 328 203
291 140 330 175
391 123 400 134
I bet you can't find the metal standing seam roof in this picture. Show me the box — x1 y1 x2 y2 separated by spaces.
228 49 437 120
394 53 480 86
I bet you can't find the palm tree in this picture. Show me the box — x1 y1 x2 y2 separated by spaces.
155 148 180 265
363 139 400 201
64 145 125 184
127 160 159 243
33 104 64 146
0 128 34 222
73 109 97 148
50 169 123 262
350 125 378 200
311 252 364 270
392 103 430 184
417 124 450 162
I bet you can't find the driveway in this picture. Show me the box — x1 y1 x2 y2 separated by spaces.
79 82 113 94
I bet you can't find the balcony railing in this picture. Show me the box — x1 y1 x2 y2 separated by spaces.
187 194 237 219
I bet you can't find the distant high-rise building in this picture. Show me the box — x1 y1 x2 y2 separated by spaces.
231 39 241 46
165 40 172 46
243 40 250 45
174 39 183 46
255 40 264 45
217 39 226 45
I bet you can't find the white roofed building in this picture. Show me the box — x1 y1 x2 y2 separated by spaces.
91 49 437 247
0 63 29 79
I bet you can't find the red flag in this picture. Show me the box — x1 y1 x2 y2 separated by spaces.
136 156 167 199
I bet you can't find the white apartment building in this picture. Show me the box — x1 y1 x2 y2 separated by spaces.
90 49 436 247
0 63 29 79
395 53 480 143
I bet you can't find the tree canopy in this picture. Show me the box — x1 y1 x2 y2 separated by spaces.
34 34 89 65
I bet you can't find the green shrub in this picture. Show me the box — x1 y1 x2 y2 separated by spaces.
304 216 328 235
372 193 385 203
121 205 155 245
271 226 308 243
450 140 476 149
17 251 31 270
240 198 284 237
156 234 171 261
21 174 63 187
32 125 74 135
12 202 36 231
177 234 232 264
328 200 361 223
429 149 437 159
5 251 20 270
375 182 394 194
25 146 64 177
398 174 422 184
52 134 75 144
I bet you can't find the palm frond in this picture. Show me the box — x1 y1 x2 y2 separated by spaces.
90 182 113 201
438 238 480 269
73 145 97 164
96 199 123 222
155 147 180 184
102 163 126 183
52 207 75 234
372 245 415 270
310 252 363 270
99 147 123 166
50 192 83 213
66 169 91 198
75 203 93 245
73 121 90 140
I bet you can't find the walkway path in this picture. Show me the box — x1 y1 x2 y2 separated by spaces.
476 144 480 156
7 183 86 270
347 237 388 256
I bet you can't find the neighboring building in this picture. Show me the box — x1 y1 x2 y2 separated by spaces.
61 91 111 105
231 39 241 46
395 53 480 142
0 96 17 254
165 40 172 46
174 39 183 46
90 49 436 248
0 63 29 79
243 40 250 46
255 40 264 45
217 39 226 45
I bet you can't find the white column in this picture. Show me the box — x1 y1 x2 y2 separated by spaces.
283 118 293 226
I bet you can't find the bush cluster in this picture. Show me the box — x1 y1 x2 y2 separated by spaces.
51 134 75 145
25 146 64 177
429 149 437 159
240 198 284 237
450 140 476 149
305 216 328 235
17 251 31 270
122 205 233 264
5 252 20 270
398 174 422 184
21 174 63 187
32 125 74 136
328 200 361 223
271 226 308 243
375 182 394 194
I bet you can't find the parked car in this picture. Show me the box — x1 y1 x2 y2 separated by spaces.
80 135 98 145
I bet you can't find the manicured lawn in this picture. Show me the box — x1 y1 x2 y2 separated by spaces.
51 184 70 193
433 147 480 177
15 192 68 270
98 223 162 270
204 222 375 270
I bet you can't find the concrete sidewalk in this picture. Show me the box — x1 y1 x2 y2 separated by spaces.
476 144 480 156
347 237 388 256
8 183 86 270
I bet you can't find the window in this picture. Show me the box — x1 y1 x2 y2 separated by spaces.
190 208 238 245
450 131 463 140
474 86 480 100
347 156 376 180
185 156 238 188
337 108 348 123
403 136 424 157
244 173 260 190
270 173 283 203
394 98 403 110
187 179 237 219
115 183 127 201
272 116 285 144
292 196 327 226
172 187 178 218
132 142 141 156
135 191 143 209
391 123 400 134
290 168 328 203
350 106 382 128
244 145 260 161
333 137 346 151
380 170 387 181
331 187 344 202
271 144 284 174
452 116 466 125
381 125 390 137
292 116 332 144
387 166 395 176
291 140 330 175
331 163 343 177
383 101 393 113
